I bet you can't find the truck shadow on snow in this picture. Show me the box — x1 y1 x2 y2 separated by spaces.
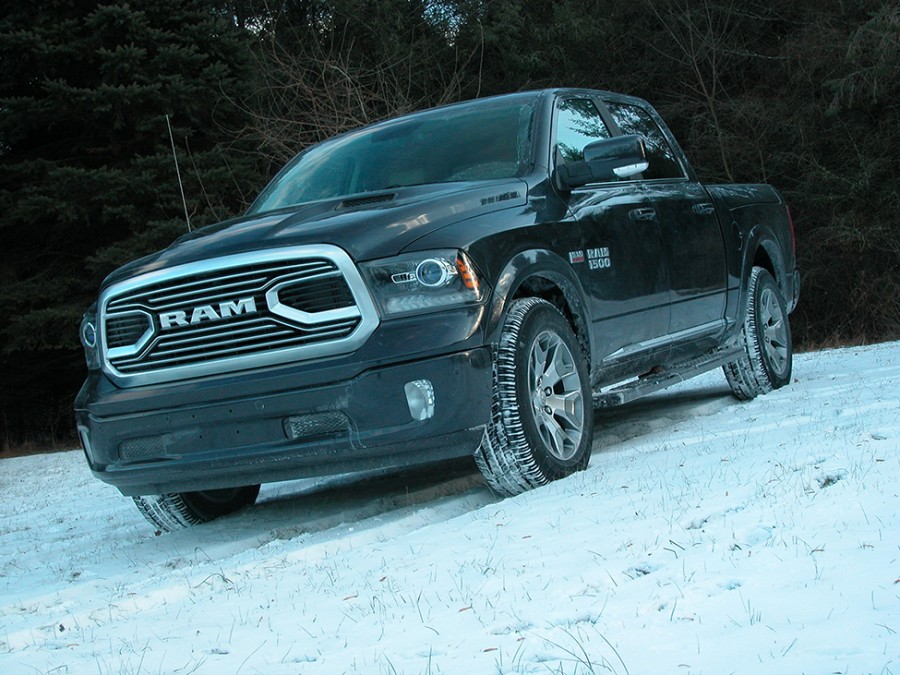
184 380 736 546
591 381 736 454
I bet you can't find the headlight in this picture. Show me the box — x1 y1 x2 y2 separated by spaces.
80 307 101 370
360 249 488 317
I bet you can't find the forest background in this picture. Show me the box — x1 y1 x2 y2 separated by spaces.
1 0 897 450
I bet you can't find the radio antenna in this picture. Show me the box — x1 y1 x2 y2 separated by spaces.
166 114 192 232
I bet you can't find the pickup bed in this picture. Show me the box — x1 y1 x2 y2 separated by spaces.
75 89 799 531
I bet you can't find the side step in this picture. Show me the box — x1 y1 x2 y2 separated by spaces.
592 347 742 409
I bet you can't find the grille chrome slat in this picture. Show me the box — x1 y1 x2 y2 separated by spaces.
153 324 356 359
150 320 357 356
139 316 278 346
107 261 336 310
107 319 149 341
278 276 356 314
111 327 292 367
146 277 270 308
146 263 335 307
153 327 298 356
99 245 379 386
153 319 358 350
115 328 359 373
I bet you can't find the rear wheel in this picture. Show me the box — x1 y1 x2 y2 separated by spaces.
475 298 592 496
724 266 792 400
133 485 261 532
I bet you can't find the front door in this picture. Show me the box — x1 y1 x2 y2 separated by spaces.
553 96 671 374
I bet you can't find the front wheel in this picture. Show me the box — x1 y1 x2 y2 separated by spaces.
475 298 593 496
133 485 261 532
724 266 793 400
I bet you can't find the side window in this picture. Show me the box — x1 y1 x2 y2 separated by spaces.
604 101 684 180
555 98 612 164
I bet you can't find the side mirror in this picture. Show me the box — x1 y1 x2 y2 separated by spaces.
555 135 649 190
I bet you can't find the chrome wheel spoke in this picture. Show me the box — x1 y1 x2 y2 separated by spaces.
759 288 788 375
527 330 585 461
548 420 568 457
529 341 549 388
541 341 565 388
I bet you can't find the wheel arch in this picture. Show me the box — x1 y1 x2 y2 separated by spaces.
486 249 592 365
739 227 793 320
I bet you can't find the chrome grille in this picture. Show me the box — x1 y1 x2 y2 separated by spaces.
106 313 152 348
278 275 355 313
99 246 379 387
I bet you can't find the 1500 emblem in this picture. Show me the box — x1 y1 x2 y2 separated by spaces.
587 247 611 270
569 247 612 270
159 297 258 329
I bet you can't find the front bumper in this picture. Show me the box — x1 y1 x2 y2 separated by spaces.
75 347 492 496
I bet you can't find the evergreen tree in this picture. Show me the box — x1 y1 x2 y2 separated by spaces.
1 0 896 447
0 0 265 446
237 0 473 165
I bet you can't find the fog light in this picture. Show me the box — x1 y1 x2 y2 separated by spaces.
404 379 435 421
80 319 97 349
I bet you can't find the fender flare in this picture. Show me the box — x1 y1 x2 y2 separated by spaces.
485 249 592 362
736 223 792 324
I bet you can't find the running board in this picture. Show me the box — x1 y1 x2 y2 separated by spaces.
592 347 742 408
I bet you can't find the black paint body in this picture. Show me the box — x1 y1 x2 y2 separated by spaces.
75 89 798 496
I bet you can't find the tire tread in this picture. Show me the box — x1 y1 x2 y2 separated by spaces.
132 485 260 532
724 266 792 400
475 298 590 496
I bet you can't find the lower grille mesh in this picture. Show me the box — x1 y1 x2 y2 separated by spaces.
283 411 351 440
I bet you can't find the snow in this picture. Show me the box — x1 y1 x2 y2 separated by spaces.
1 343 898 674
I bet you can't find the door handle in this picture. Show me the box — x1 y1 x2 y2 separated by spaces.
692 202 715 216
629 207 656 222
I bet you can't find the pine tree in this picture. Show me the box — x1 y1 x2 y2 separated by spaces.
0 0 266 446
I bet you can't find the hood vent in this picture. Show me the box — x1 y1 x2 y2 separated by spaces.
337 193 396 209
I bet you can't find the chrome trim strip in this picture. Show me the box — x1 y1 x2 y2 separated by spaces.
602 319 725 362
99 245 380 387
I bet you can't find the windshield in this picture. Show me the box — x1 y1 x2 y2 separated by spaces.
248 94 537 214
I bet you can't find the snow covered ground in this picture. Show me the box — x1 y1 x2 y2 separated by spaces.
1 343 898 674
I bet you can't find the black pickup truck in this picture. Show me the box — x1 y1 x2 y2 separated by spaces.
75 89 799 531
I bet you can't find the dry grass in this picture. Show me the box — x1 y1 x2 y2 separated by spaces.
1 437 79 459
795 334 898 354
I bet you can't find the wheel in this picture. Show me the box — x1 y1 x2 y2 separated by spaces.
475 298 593 496
133 485 261 532
724 266 792 400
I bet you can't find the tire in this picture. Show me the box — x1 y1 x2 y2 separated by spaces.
475 298 593 496
133 485 261 532
724 266 793 400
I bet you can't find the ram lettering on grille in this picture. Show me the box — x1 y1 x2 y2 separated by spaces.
158 297 257 329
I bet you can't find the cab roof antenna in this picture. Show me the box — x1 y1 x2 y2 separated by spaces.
166 114 192 232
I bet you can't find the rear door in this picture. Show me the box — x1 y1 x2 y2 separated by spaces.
603 99 727 343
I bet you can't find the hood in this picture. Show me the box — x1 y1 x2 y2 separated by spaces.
102 180 528 289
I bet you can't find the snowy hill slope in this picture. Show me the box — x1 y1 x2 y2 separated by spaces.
1 343 898 674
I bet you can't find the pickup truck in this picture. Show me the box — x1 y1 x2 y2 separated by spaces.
75 89 799 531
